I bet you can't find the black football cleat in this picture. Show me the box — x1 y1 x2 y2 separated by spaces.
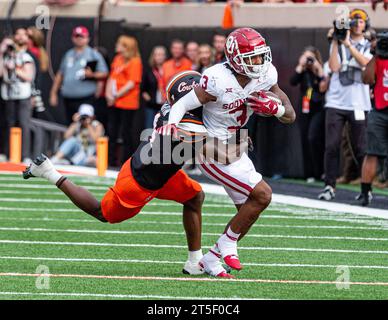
355 192 373 207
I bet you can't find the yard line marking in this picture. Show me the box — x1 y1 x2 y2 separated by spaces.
0 291 261 300
0 192 376 217
2 178 387 218
0 184 108 190
0 207 233 216
1 272 388 287
1 239 388 254
131 221 388 231
0 177 114 185
0 198 232 208
1 216 387 231
1 227 388 242
2 206 386 224
2 256 388 270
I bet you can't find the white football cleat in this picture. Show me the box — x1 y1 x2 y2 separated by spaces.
182 260 205 275
198 252 234 278
23 154 62 185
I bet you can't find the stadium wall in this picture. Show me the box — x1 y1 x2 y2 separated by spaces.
0 1 387 28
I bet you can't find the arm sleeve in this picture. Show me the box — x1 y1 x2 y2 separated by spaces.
167 89 202 125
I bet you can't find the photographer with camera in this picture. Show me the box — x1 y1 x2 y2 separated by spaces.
50 104 104 166
319 9 373 201
356 31 388 206
0 28 36 162
290 46 328 183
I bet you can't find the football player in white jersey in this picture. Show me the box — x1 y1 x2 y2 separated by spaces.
157 28 296 278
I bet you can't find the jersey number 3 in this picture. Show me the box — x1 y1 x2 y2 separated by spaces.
201 75 209 90
229 104 247 127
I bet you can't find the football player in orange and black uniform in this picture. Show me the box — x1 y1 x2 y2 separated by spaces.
23 71 214 276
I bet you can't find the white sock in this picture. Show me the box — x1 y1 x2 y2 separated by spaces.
225 226 240 242
188 249 203 264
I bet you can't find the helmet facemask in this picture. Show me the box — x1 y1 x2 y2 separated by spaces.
233 46 272 80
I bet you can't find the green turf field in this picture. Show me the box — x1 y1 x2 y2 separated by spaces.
0 173 387 300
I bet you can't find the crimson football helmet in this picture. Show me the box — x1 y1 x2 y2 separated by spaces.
224 27 272 80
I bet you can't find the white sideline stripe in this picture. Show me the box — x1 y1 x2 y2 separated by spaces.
2 256 388 270
2 272 388 287
0 291 258 300
1 216 386 231
201 183 388 219
1 239 388 254
1 227 388 242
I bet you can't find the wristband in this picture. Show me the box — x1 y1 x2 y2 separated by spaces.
275 104 286 118
56 176 67 188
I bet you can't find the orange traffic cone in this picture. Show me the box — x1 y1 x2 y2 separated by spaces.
9 127 22 163
96 137 108 177
222 3 234 29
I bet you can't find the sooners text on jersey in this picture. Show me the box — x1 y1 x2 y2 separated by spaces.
199 62 278 140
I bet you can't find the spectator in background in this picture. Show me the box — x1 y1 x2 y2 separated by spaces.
27 27 49 74
51 104 104 166
94 46 110 131
318 9 372 201
50 26 108 125
27 26 49 115
212 32 226 63
357 32 388 206
290 46 328 183
162 39 192 92
185 41 199 71
197 43 214 74
106 35 143 166
0 28 35 162
141 45 167 129
0 93 6 160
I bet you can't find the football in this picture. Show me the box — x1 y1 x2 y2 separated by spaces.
249 90 282 117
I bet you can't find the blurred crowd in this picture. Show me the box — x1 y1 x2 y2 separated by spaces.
0 7 387 206
0 26 227 168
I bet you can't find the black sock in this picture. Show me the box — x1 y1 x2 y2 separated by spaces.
361 183 372 195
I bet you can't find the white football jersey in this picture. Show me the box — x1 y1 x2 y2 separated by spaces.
199 62 278 140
